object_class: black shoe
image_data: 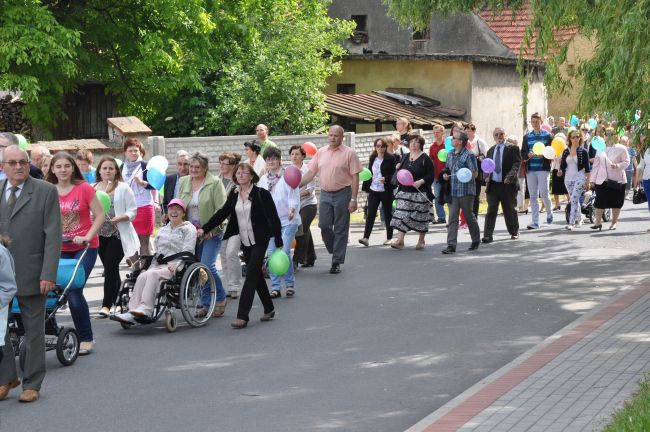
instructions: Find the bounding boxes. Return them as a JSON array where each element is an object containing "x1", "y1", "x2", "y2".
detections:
[
  {"x1": 329, "y1": 263, "x2": 341, "y2": 274},
  {"x1": 301, "y1": 263, "x2": 314, "y2": 268},
  {"x1": 441, "y1": 246, "x2": 456, "y2": 254},
  {"x1": 468, "y1": 242, "x2": 480, "y2": 251},
  {"x1": 481, "y1": 237, "x2": 493, "y2": 244}
]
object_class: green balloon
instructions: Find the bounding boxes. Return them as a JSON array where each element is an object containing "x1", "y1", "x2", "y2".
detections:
[
  {"x1": 268, "y1": 249, "x2": 290, "y2": 276},
  {"x1": 438, "y1": 149, "x2": 448, "y2": 162},
  {"x1": 96, "y1": 190, "x2": 111, "y2": 213},
  {"x1": 15, "y1": 134, "x2": 28, "y2": 150},
  {"x1": 392, "y1": 199, "x2": 397, "y2": 209},
  {"x1": 359, "y1": 168, "x2": 372, "y2": 182}
]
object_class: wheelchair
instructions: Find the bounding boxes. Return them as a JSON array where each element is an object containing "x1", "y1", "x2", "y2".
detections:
[
  {"x1": 113, "y1": 252, "x2": 217, "y2": 332},
  {"x1": 8, "y1": 240, "x2": 89, "y2": 369},
  {"x1": 565, "y1": 190, "x2": 610, "y2": 224}
]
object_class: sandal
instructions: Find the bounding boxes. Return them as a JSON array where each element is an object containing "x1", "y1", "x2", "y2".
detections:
[
  {"x1": 212, "y1": 299, "x2": 228, "y2": 318},
  {"x1": 98, "y1": 307, "x2": 110, "y2": 318},
  {"x1": 270, "y1": 290, "x2": 281, "y2": 299},
  {"x1": 231, "y1": 319, "x2": 248, "y2": 329},
  {"x1": 286, "y1": 288, "x2": 295, "y2": 297}
]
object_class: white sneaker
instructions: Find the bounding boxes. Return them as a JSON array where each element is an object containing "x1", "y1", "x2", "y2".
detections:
[{"x1": 112, "y1": 312, "x2": 136, "y2": 324}]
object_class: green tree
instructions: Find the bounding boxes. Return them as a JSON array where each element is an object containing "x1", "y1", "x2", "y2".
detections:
[
  {"x1": 150, "y1": 0, "x2": 353, "y2": 137},
  {"x1": 0, "y1": 0, "x2": 352, "y2": 137},
  {"x1": 384, "y1": 0, "x2": 649, "y2": 136}
]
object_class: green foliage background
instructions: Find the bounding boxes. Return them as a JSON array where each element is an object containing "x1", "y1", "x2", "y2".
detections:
[{"x1": 0, "y1": 0, "x2": 353, "y2": 137}]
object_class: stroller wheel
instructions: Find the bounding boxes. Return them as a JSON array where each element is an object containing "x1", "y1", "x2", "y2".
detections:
[
  {"x1": 56, "y1": 328, "x2": 79, "y2": 366},
  {"x1": 18, "y1": 338, "x2": 27, "y2": 372}
]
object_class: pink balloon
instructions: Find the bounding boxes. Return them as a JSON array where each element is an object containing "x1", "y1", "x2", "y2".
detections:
[
  {"x1": 396, "y1": 169, "x2": 414, "y2": 186},
  {"x1": 302, "y1": 142, "x2": 317, "y2": 156},
  {"x1": 283, "y1": 165, "x2": 302, "y2": 189},
  {"x1": 541, "y1": 123, "x2": 552, "y2": 133}
]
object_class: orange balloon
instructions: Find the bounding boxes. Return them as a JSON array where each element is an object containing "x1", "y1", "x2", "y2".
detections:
[
  {"x1": 291, "y1": 239, "x2": 296, "y2": 249},
  {"x1": 303, "y1": 142, "x2": 317, "y2": 156}
]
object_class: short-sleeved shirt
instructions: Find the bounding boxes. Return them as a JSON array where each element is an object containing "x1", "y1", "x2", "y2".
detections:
[
  {"x1": 260, "y1": 139, "x2": 278, "y2": 157},
  {"x1": 307, "y1": 144, "x2": 363, "y2": 192},
  {"x1": 60, "y1": 182, "x2": 99, "y2": 252}
]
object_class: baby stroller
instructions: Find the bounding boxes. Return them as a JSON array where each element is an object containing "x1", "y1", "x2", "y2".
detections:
[
  {"x1": 565, "y1": 190, "x2": 610, "y2": 224},
  {"x1": 112, "y1": 252, "x2": 216, "y2": 332},
  {"x1": 8, "y1": 239, "x2": 88, "y2": 369}
]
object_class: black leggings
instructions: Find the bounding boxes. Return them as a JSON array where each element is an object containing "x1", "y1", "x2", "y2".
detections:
[
  {"x1": 99, "y1": 235, "x2": 124, "y2": 308},
  {"x1": 239, "y1": 243, "x2": 274, "y2": 322},
  {"x1": 294, "y1": 204, "x2": 317, "y2": 266},
  {"x1": 363, "y1": 189, "x2": 393, "y2": 240}
]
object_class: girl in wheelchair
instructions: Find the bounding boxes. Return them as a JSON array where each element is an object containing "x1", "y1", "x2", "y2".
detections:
[{"x1": 112, "y1": 199, "x2": 196, "y2": 325}]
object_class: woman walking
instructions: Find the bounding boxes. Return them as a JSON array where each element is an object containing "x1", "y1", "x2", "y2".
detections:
[
  {"x1": 589, "y1": 127, "x2": 630, "y2": 230},
  {"x1": 633, "y1": 135, "x2": 650, "y2": 220},
  {"x1": 390, "y1": 136, "x2": 434, "y2": 250},
  {"x1": 258, "y1": 147, "x2": 301, "y2": 298},
  {"x1": 122, "y1": 138, "x2": 158, "y2": 257},
  {"x1": 558, "y1": 131, "x2": 591, "y2": 230},
  {"x1": 46, "y1": 153, "x2": 105, "y2": 355},
  {"x1": 244, "y1": 140, "x2": 266, "y2": 176},
  {"x1": 177, "y1": 152, "x2": 228, "y2": 317},
  {"x1": 93, "y1": 157, "x2": 140, "y2": 317},
  {"x1": 218, "y1": 152, "x2": 243, "y2": 299},
  {"x1": 360, "y1": 137, "x2": 396, "y2": 246},
  {"x1": 290, "y1": 145, "x2": 317, "y2": 268},
  {"x1": 199, "y1": 162, "x2": 283, "y2": 329}
]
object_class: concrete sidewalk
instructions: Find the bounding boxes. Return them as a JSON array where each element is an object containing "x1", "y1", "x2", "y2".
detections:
[{"x1": 407, "y1": 280, "x2": 650, "y2": 432}]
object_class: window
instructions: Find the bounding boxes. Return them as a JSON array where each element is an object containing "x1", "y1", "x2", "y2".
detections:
[
  {"x1": 351, "y1": 15, "x2": 367, "y2": 32},
  {"x1": 337, "y1": 84, "x2": 356, "y2": 95},
  {"x1": 412, "y1": 26, "x2": 430, "y2": 41}
]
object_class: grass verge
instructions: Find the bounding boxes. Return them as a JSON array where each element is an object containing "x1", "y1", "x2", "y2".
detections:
[{"x1": 602, "y1": 373, "x2": 650, "y2": 431}]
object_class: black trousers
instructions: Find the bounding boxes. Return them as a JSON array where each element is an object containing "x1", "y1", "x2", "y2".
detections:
[
  {"x1": 363, "y1": 189, "x2": 393, "y2": 240},
  {"x1": 473, "y1": 178, "x2": 482, "y2": 217},
  {"x1": 239, "y1": 243, "x2": 274, "y2": 322},
  {"x1": 99, "y1": 235, "x2": 124, "y2": 308},
  {"x1": 294, "y1": 204, "x2": 317, "y2": 266},
  {"x1": 483, "y1": 182, "x2": 520, "y2": 238}
]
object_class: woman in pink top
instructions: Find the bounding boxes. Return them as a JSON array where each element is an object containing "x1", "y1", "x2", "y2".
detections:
[
  {"x1": 46, "y1": 153, "x2": 105, "y2": 355},
  {"x1": 589, "y1": 127, "x2": 630, "y2": 231}
]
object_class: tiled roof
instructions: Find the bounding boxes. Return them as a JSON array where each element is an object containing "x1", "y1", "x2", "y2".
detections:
[{"x1": 478, "y1": 6, "x2": 577, "y2": 61}]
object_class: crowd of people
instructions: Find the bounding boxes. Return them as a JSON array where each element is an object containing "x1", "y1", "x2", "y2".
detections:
[{"x1": 0, "y1": 113, "x2": 648, "y2": 402}]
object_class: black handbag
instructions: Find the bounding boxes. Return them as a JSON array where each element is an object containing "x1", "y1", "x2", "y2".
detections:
[
  {"x1": 391, "y1": 153, "x2": 409, "y2": 187},
  {"x1": 604, "y1": 163, "x2": 626, "y2": 192},
  {"x1": 633, "y1": 187, "x2": 647, "y2": 204}
]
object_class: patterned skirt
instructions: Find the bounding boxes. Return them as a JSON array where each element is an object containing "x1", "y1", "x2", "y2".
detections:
[{"x1": 390, "y1": 191, "x2": 430, "y2": 233}]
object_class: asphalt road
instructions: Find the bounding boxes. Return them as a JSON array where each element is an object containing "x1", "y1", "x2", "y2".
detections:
[{"x1": 1, "y1": 200, "x2": 649, "y2": 432}]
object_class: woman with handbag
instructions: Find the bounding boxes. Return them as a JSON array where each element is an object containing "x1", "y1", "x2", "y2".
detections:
[
  {"x1": 390, "y1": 136, "x2": 434, "y2": 250},
  {"x1": 633, "y1": 134, "x2": 650, "y2": 214},
  {"x1": 589, "y1": 127, "x2": 630, "y2": 230},
  {"x1": 360, "y1": 137, "x2": 396, "y2": 247}
]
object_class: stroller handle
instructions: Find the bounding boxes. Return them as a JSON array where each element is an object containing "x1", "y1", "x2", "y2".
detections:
[{"x1": 62, "y1": 237, "x2": 90, "y2": 247}]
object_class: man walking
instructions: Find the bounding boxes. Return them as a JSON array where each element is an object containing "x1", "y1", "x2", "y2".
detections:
[
  {"x1": 300, "y1": 125, "x2": 362, "y2": 274},
  {"x1": 256, "y1": 124, "x2": 278, "y2": 156},
  {"x1": 482, "y1": 129, "x2": 521, "y2": 243},
  {"x1": 441, "y1": 130, "x2": 481, "y2": 254},
  {"x1": 521, "y1": 112, "x2": 554, "y2": 229},
  {"x1": 162, "y1": 150, "x2": 190, "y2": 223},
  {"x1": 428, "y1": 125, "x2": 447, "y2": 224},
  {"x1": 0, "y1": 144, "x2": 62, "y2": 403}
]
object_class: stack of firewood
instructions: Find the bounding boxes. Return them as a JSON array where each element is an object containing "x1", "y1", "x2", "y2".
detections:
[{"x1": 0, "y1": 95, "x2": 31, "y2": 138}]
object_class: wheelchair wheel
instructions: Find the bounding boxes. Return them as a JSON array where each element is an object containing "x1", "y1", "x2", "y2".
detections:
[
  {"x1": 179, "y1": 262, "x2": 216, "y2": 328},
  {"x1": 18, "y1": 338, "x2": 26, "y2": 372},
  {"x1": 603, "y1": 208, "x2": 611, "y2": 222},
  {"x1": 565, "y1": 204, "x2": 571, "y2": 223},
  {"x1": 56, "y1": 328, "x2": 79, "y2": 366},
  {"x1": 164, "y1": 311, "x2": 177, "y2": 333}
]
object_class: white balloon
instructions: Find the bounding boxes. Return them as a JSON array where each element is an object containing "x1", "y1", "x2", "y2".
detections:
[
  {"x1": 456, "y1": 167, "x2": 472, "y2": 183},
  {"x1": 147, "y1": 155, "x2": 169, "y2": 172},
  {"x1": 543, "y1": 146, "x2": 556, "y2": 160}
]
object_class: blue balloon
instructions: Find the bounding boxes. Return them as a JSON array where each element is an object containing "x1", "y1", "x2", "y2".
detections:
[
  {"x1": 588, "y1": 118, "x2": 597, "y2": 129},
  {"x1": 444, "y1": 136, "x2": 454, "y2": 151},
  {"x1": 456, "y1": 167, "x2": 472, "y2": 183},
  {"x1": 84, "y1": 169, "x2": 96, "y2": 183},
  {"x1": 570, "y1": 115, "x2": 579, "y2": 127},
  {"x1": 591, "y1": 136, "x2": 606, "y2": 152},
  {"x1": 146, "y1": 167, "x2": 166, "y2": 190}
]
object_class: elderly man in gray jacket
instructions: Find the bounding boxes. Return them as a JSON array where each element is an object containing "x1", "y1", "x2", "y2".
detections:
[{"x1": 0, "y1": 144, "x2": 61, "y2": 403}]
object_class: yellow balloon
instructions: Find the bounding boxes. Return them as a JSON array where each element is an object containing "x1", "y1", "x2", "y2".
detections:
[{"x1": 551, "y1": 137, "x2": 566, "y2": 156}]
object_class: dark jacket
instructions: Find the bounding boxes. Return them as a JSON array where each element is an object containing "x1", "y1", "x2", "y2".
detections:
[
  {"x1": 29, "y1": 164, "x2": 43, "y2": 179},
  {"x1": 361, "y1": 153, "x2": 397, "y2": 193},
  {"x1": 560, "y1": 147, "x2": 591, "y2": 173},
  {"x1": 485, "y1": 143, "x2": 521, "y2": 193},
  {"x1": 202, "y1": 185, "x2": 283, "y2": 248},
  {"x1": 162, "y1": 174, "x2": 179, "y2": 215}
]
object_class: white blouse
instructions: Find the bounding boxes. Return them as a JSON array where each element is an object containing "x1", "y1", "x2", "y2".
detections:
[
  {"x1": 637, "y1": 149, "x2": 650, "y2": 181},
  {"x1": 235, "y1": 197, "x2": 255, "y2": 246}
]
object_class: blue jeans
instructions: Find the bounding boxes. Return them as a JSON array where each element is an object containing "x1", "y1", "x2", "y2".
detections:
[
  {"x1": 198, "y1": 234, "x2": 226, "y2": 306},
  {"x1": 61, "y1": 247, "x2": 98, "y2": 342},
  {"x1": 643, "y1": 180, "x2": 650, "y2": 212},
  {"x1": 432, "y1": 180, "x2": 446, "y2": 221},
  {"x1": 267, "y1": 224, "x2": 299, "y2": 291}
]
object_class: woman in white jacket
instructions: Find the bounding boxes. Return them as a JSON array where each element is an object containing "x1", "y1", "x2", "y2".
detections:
[
  {"x1": 94, "y1": 157, "x2": 140, "y2": 317},
  {"x1": 258, "y1": 147, "x2": 301, "y2": 298}
]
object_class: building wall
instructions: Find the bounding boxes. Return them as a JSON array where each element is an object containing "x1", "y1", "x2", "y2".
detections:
[
  {"x1": 547, "y1": 35, "x2": 596, "y2": 119},
  {"x1": 470, "y1": 63, "x2": 547, "y2": 142},
  {"x1": 326, "y1": 59, "x2": 473, "y2": 112}
]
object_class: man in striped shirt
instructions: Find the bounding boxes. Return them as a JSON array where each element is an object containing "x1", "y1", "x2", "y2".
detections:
[{"x1": 521, "y1": 112, "x2": 554, "y2": 229}]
